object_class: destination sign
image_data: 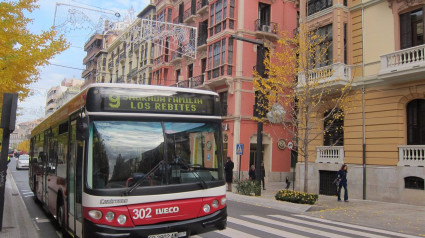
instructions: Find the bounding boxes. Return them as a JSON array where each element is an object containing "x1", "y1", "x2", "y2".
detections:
[{"x1": 93, "y1": 88, "x2": 216, "y2": 115}]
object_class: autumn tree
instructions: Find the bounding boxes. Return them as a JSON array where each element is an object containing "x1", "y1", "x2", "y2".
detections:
[
  {"x1": 0, "y1": 0, "x2": 69, "y2": 104},
  {"x1": 254, "y1": 24, "x2": 357, "y2": 192}
]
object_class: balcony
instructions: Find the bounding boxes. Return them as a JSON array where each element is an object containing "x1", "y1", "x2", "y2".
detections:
[
  {"x1": 183, "y1": 6, "x2": 197, "y2": 23},
  {"x1": 398, "y1": 145, "x2": 425, "y2": 167},
  {"x1": 316, "y1": 146, "x2": 344, "y2": 164},
  {"x1": 170, "y1": 49, "x2": 183, "y2": 63},
  {"x1": 254, "y1": 20, "x2": 278, "y2": 40},
  {"x1": 197, "y1": 34, "x2": 207, "y2": 48},
  {"x1": 196, "y1": 0, "x2": 208, "y2": 14},
  {"x1": 127, "y1": 67, "x2": 138, "y2": 79},
  {"x1": 117, "y1": 75, "x2": 125, "y2": 83},
  {"x1": 172, "y1": 75, "x2": 204, "y2": 88},
  {"x1": 297, "y1": 63, "x2": 352, "y2": 89},
  {"x1": 119, "y1": 52, "x2": 126, "y2": 62},
  {"x1": 378, "y1": 44, "x2": 425, "y2": 83}
]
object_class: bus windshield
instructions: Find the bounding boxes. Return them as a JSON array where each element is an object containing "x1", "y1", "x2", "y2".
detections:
[{"x1": 88, "y1": 120, "x2": 223, "y2": 190}]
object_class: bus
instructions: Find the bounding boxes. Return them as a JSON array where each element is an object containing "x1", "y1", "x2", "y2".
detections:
[{"x1": 29, "y1": 84, "x2": 227, "y2": 237}]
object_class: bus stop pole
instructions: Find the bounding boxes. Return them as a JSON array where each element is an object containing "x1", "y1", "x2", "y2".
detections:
[{"x1": 0, "y1": 93, "x2": 18, "y2": 231}]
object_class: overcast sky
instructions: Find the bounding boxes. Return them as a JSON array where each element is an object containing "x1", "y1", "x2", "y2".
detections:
[{"x1": 17, "y1": 0, "x2": 149, "y2": 123}]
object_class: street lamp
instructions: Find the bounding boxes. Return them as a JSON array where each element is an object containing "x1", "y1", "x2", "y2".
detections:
[{"x1": 230, "y1": 35, "x2": 266, "y2": 195}]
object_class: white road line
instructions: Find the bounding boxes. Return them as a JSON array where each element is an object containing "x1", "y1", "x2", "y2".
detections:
[
  {"x1": 228, "y1": 217, "x2": 309, "y2": 238},
  {"x1": 271, "y1": 215, "x2": 388, "y2": 238},
  {"x1": 22, "y1": 192, "x2": 34, "y2": 195},
  {"x1": 215, "y1": 227, "x2": 261, "y2": 238},
  {"x1": 24, "y1": 195, "x2": 34, "y2": 197},
  {"x1": 245, "y1": 215, "x2": 353, "y2": 238},
  {"x1": 294, "y1": 215, "x2": 421, "y2": 238}
]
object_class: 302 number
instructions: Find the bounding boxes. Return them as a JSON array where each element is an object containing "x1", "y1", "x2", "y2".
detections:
[{"x1": 132, "y1": 208, "x2": 152, "y2": 220}]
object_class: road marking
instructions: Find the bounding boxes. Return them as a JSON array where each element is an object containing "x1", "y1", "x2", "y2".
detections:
[
  {"x1": 24, "y1": 194, "x2": 34, "y2": 197},
  {"x1": 35, "y1": 218, "x2": 50, "y2": 223},
  {"x1": 271, "y1": 215, "x2": 388, "y2": 238},
  {"x1": 228, "y1": 217, "x2": 308, "y2": 238},
  {"x1": 215, "y1": 227, "x2": 260, "y2": 238},
  {"x1": 245, "y1": 215, "x2": 352, "y2": 238},
  {"x1": 294, "y1": 215, "x2": 421, "y2": 238},
  {"x1": 22, "y1": 192, "x2": 34, "y2": 195}
]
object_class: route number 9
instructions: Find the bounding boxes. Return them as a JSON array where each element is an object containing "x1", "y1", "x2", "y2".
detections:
[{"x1": 109, "y1": 95, "x2": 120, "y2": 108}]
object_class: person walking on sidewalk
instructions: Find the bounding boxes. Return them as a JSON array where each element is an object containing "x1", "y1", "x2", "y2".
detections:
[
  {"x1": 260, "y1": 162, "x2": 265, "y2": 190},
  {"x1": 337, "y1": 164, "x2": 348, "y2": 202},
  {"x1": 224, "y1": 157, "x2": 234, "y2": 191},
  {"x1": 249, "y1": 164, "x2": 256, "y2": 181}
]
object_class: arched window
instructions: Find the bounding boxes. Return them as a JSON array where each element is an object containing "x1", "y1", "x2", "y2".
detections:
[
  {"x1": 404, "y1": 176, "x2": 424, "y2": 190},
  {"x1": 323, "y1": 108, "x2": 344, "y2": 146},
  {"x1": 406, "y1": 99, "x2": 425, "y2": 145}
]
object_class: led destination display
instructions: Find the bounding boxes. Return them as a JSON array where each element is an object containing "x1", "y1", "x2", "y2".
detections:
[{"x1": 91, "y1": 88, "x2": 217, "y2": 115}]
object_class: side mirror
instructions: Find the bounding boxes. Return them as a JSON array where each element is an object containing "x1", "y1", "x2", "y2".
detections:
[{"x1": 76, "y1": 116, "x2": 89, "y2": 140}]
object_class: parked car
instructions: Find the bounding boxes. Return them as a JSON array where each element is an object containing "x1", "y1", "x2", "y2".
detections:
[{"x1": 16, "y1": 154, "x2": 29, "y2": 170}]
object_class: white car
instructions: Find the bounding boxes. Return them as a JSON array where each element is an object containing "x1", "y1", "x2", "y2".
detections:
[{"x1": 16, "y1": 154, "x2": 30, "y2": 170}]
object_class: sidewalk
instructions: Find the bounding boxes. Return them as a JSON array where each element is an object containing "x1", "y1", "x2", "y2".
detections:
[
  {"x1": 0, "y1": 169, "x2": 39, "y2": 238},
  {"x1": 227, "y1": 182, "x2": 425, "y2": 237}
]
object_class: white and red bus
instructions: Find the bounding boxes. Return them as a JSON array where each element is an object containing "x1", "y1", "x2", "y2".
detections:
[{"x1": 29, "y1": 84, "x2": 227, "y2": 237}]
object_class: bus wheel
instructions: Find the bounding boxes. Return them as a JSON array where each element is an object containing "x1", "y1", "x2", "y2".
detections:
[{"x1": 57, "y1": 201, "x2": 65, "y2": 229}]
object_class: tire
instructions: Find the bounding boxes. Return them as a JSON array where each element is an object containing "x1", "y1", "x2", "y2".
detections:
[{"x1": 57, "y1": 201, "x2": 65, "y2": 229}]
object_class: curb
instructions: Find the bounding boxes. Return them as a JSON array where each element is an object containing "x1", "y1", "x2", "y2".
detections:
[{"x1": 226, "y1": 192, "x2": 312, "y2": 213}]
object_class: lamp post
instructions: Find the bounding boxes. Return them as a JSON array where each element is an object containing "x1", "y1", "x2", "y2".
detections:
[{"x1": 230, "y1": 35, "x2": 266, "y2": 195}]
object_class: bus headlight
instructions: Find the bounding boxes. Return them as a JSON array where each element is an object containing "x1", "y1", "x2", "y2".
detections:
[
  {"x1": 212, "y1": 200, "x2": 219, "y2": 208},
  {"x1": 221, "y1": 197, "x2": 227, "y2": 205},
  {"x1": 88, "y1": 210, "x2": 102, "y2": 220},
  {"x1": 203, "y1": 204, "x2": 211, "y2": 213},
  {"x1": 117, "y1": 215, "x2": 127, "y2": 225},
  {"x1": 105, "y1": 212, "x2": 115, "y2": 222}
]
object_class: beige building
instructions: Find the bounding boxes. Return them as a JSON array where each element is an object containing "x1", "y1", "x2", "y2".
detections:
[
  {"x1": 45, "y1": 78, "x2": 83, "y2": 117},
  {"x1": 296, "y1": 0, "x2": 425, "y2": 205},
  {"x1": 96, "y1": 4, "x2": 156, "y2": 85}
]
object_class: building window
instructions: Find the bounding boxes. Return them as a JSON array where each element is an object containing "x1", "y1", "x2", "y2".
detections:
[
  {"x1": 219, "y1": 91, "x2": 228, "y2": 116},
  {"x1": 188, "y1": 64, "x2": 193, "y2": 79},
  {"x1": 407, "y1": 99, "x2": 425, "y2": 145},
  {"x1": 404, "y1": 176, "x2": 424, "y2": 190},
  {"x1": 323, "y1": 108, "x2": 344, "y2": 146},
  {"x1": 210, "y1": 0, "x2": 231, "y2": 36},
  {"x1": 176, "y1": 69, "x2": 181, "y2": 83},
  {"x1": 314, "y1": 24, "x2": 333, "y2": 67},
  {"x1": 307, "y1": 0, "x2": 332, "y2": 16},
  {"x1": 400, "y1": 8, "x2": 424, "y2": 49}
]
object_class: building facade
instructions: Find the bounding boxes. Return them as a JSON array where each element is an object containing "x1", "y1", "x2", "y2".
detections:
[
  {"x1": 96, "y1": 4, "x2": 156, "y2": 85},
  {"x1": 296, "y1": 0, "x2": 425, "y2": 205},
  {"x1": 82, "y1": 34, "x2": 103, "y2": 89},
  {"x1": 149, "y1": 0, "x2": 298, "y2": 182}
]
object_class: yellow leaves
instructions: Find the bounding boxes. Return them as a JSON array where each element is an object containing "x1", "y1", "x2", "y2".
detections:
[{"x1": 0, "y1": 0, "x2": 69, "y2": 102}]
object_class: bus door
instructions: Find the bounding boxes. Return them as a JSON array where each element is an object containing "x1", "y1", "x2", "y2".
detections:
[
  {"x1": 68, "y1": 120, "x2": 84, "y2": 237},
  {"x1": 43, "y1": 130, "x2": 51, "y2": 206}
]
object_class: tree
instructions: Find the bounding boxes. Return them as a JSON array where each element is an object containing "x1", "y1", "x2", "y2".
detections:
[
  {"x1": 254, "y1": 24, "x2": 357, "y2": 192},
  {"x1": 0, "y1": 0, "x2": 69, "y2": 104}
]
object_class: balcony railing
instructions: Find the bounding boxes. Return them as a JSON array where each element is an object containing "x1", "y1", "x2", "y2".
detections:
[
  {"x1": 119, "y1": 52, "x2": 126, "y2": 62},
  {"x1": 172, "y1": 75, "x2": 204, "y2": 88},
  {"x1": 196, "y1": 0, "x2": 209, "y2": 13},
  {"x1": 184, "y1": 6, "x2": 197, "y2": 22},
  {"x1": 379, "y1": 44, "x2": 425, "y2": 75},
  {"x1": 171, "y1": 50, "x2": 182, "y2": 61},
  {"x1": 254, "y1": 19, "x2": 278, "y2": 34},
  {"x1": 398, "y1": 145, "x2": 425, "y2": 167},
  {"x1": 297, "y1": 63, "x2": 351, "y2": 87},
  {"x1": 127, "y1": 67, "x2": 138, "y2": 78},
  {"x1": 316, "y1": 146, "x2": 344, "y2": 164},
  {"x1": 117, "y1": 75, "x2": 124, "y2": 83}
]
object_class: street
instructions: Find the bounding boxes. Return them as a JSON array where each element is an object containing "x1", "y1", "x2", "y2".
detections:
[{"x1": 7, "y1": 156, "x2": 423, "y2": 238}]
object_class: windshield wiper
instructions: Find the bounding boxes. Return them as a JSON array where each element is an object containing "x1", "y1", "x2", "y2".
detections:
[
  {"x1": 175, "y1": 157, "x2": 208, "y2": 189},
  {"x1": 122, "y1": 160, "x2": 165, "y2": 196}
]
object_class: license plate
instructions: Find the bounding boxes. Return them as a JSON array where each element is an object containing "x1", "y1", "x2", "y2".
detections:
[{"x1": 148, "y1": 231, "x2": 186, "y2": 238}]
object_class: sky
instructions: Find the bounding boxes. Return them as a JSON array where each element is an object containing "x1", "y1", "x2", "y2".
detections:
[{"x1": 17, "y1": 0, "x2": 150, "y2": 123}]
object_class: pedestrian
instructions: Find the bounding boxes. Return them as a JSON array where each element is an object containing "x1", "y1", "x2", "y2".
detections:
[
  {"x1": 260, "y1": 162, "x2": 265, "y2": 190},
  {"x1": 249, "y1": 164, "x2": 256, "y2": 181},
  {"x1": 224, "y1": 157, "x2": 234, "y2": 191},
  {"x1": 337, "y1": 164, "x2": 348, "y2": 202}
]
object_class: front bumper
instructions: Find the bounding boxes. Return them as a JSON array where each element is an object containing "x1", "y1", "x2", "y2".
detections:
[{"x1": 83, "y1": 208, "x2": 227, "y2": 238}]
